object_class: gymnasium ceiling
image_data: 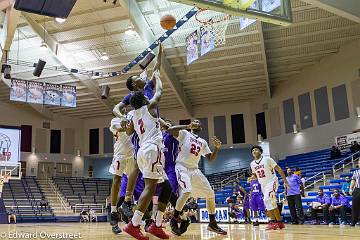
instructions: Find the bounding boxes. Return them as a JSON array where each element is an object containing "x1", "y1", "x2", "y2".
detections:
[{"x1": 0, "y1": 0, "x2": 360, "y2": 119}]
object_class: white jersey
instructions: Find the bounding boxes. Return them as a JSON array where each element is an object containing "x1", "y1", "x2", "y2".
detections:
[
  {"x1": 110, "y1": 118, "x2": 133, "y2": 156},
  {"x1": 130, "y1": 106, "x2": 162, "y2": 147},
  {"x1": 250, "y1": 156, "x2": 278, "y2": 186},
  {"x1": 176, "y1": 130, "x2": 211, "y2": 169}
]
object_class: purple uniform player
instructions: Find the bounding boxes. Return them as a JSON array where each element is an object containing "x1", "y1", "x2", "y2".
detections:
[
  {"x1": 249, "y1": 178, "x2": 265, "y2": 226},
  {"x1": 238, "y1": 186, "x2": 251, "y2": 223},
  {"x1": 162, "y1": 131, "x2": 179, "y2": 194},
  {"x1": 120, "y1": 173, "x2": 144, "y2": 202}
]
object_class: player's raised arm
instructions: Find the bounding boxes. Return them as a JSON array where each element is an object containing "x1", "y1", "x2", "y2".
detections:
[
  {"x1": 113, "y1": 102, "x2": 127, "y2": 117},
  {"x1": 125, "y1": 120, "x2": 134, "y2": 136},
  {"x1": 151, "y1": 44, "x2": 163, "y2": 87},
  {"x1": 205, "y1": 136, "x2": 221, "y2": 162},
  {"x1": 274, "y1": 165, "x2": 289, "y2": 189},
  {"x1": 167, "y1": 122, "x2": 199, "y2": 137},
  {"x1": 148, "y1": 70, "x2": 163, "y2": 110}
]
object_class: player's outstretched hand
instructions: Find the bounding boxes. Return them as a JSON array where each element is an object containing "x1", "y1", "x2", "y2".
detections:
[
  {"x1": 212, "y1": 136, "x2": 222, "y2": 149},
  {"x1": 153, "y1": 69, "x2": 161, "y2": 79}
]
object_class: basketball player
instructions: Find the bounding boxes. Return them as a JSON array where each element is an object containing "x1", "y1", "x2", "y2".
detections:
[
  {"x1": 248, "y1": 175, "x2": 265, "y2": 226},
  {"x1": 123, "y1": 70, "x2": 172, "y2": 240},
  {"x1": 108, "y1": 116, "x2": 134, "y2": 234},
  {"x1": 238, "y1": 185, "x2": 251, "y2": 224},
  {"x1": 113, "y1": 45, "x2": 163, "y2": 220},
  {"x1": 250, "y1": 146, "x2": 289, "y2": 230},
  {"x1": 167, "y1": 120, "x2": 227, "y2": 236}
]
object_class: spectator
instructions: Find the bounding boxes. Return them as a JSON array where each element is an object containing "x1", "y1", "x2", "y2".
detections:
[
  {"x1": 286, "y1": 168, "x2": 305, "y2": 224},
  {"x1": 311, "y1": 189, "x2": 331, "y2": 224},
  {"x1": 349, "y1": 160, "x2": 360, "y2": 227},
  {"x1": 7, "y1": 207, "x2": 16, "y2": 224},
  {"x1": 39, "y1": 196, "x2": 48, "y2": 211},
  {"x1": 350, "y1": 141, "x2": 360, "y2": 154},
  {"x1": 330, "y1": 146, "x2": 341, "y2": 159},
  {"x1": 89, "y1": 208, "x2": 97, "y2": 222},
  {"x1": 329, "y1": 189, "x2": 352, "y2": 225},
  {"x1": 80, "y1": 208, "x2": 89, "y2": 222},
  {"x1": 342, "y1": 176, "x2": 351, "y2": 196}
]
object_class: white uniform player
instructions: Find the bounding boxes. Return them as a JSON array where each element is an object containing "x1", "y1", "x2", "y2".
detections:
[
  {"x1": 250, "y1": 156, "x2": 278, "y2": 211},
  {"x1": 130, "y1": 106, "x2": 166, "y2": 182},
  {"x1": 108, "y1": 117, "x2": 134, "y2": 176},
  {"x1": 175, "y1": 130, "x2": 214, "y2": 199}
]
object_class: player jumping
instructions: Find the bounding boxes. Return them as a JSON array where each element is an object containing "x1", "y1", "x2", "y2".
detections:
[
  {"x1": 167, "y1": 120, "x2": 227, "y2": 236},
  {"x1": 250, "y1": 146, "x2": 289, "y2": 230},
  {"x1": 123, "y1": 70, "x2": 172, "y2": 240}
]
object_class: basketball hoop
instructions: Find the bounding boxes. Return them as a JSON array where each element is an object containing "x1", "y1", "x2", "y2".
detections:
[{"x1": 195, "y1": 9, "x2": 230, "y2": 47}]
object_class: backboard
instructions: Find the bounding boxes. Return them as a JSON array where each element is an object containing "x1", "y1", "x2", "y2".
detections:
[
  {"x1": 169, "y1": 0, "x2": 292, "y2": 26},
  {"x1": 0, "y1": 162, "x2": 22, "y2": 180}
]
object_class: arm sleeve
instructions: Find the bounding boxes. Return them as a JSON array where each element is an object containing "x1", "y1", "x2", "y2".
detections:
[{"x1": 202, "y1": 141, "x2": 212, "y2": 157}]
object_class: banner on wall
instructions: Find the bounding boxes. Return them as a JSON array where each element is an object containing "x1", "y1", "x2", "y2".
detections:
[
  {"x1": 199, "y1": 206, "x2": 268, "y2": 223},
  {"x1": 10, "y1": 79, "x2": 27, "y2": 102},
  {"x1": 0, "y1": 127, "x2": 21, "y2": 164},
  {"x1": 44, "y1": 83, "x2": 61, "y2": 106},
  {"x1": 27, "y1": 81, "x2": 44, "y2": 104},
  {"x1": 335, "y1": 132, "x2": 360, "y2": 150},
  {"x1": 200, "y1": 26, "x2": 214, "y2": 56},
  {"x1": 186, "y1": 30, "x2": 198, "y2": 65},
  {"x1": 61, "y1": 85, "x2": 76, "y2": 108}
]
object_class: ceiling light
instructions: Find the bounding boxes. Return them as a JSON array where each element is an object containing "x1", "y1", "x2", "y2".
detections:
[
  {"x1": 356, "y1": 107, "x2": 360, "y2": 118},
  {"x1": 257, "y1": 134, "x2": 263, "y2": 143},
  {"x1": 55, "y1": 17, "x2": 66, "y2": 23},
  {"x1": 293, "y1": 124, "x2": 299, "y2": 134},
  {"x1": 100, "y1": 54, "x2": 109, "y2": 61},
  {"x1": 40, "y1": 42, "x2": 47, "y2": 50},
  {"x1": 125, "y1": 25, "x2": 136, "y2": 35}
]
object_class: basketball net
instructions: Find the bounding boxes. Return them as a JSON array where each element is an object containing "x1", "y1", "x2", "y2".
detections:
[{"x1": 195, "y1": 9, "x2": 230, "y2": 47}]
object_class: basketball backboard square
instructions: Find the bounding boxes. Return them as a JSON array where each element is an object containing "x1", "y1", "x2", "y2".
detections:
[{"x1": 169, "y1": 0, "x2": 292, "y2": 26}]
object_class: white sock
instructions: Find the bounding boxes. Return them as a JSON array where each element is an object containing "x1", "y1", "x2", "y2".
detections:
[
  {"x1": 155, "y1": 211, "x2": 164, "y2": 227},
  {"x1": 131, "y1": 210, "x2": 144, "y2": 227},
  {"x1": 111, "y1": 206, "x2": 117, "y2": 213},
  {"x1": 254, "y1": 218, "x2": 258, "y2": 222},
  {"x1": 152, "y1": 203, "x2": 158, "y2": 219}
]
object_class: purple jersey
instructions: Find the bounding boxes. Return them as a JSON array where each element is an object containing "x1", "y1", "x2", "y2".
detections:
[
  {"x1": 250, "y1": 180, "x2": 262, "y2": 196},
  {"x1": 331, "y1": 195, "x2": 351, "y2": 208},
  {"x1": 238, "y1": 188, "x2": 250, "y2": 210},
  {"x1": 122, "y1": 80, "x2": 155, "y2": 159},
  {"x1": 162, "y1": 132, "x2": 178, "y2": 173}
]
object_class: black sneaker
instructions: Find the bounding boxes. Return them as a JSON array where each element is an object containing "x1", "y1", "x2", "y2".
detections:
[
  {"x1": 170, "y1": 217, "x2": 182, "y2": 236},
  {"x1": 253, "y1": 221, "x2": 260, "y2": 226},
  {"x1": 207, "y1": 222, "x2": 227, "y2": 235},
  {"x1": 110, "y1": 211, "x2": 120, "y2": 226},
  {"x1": 112, "y1": 225, "x2": 122, "y2": 234},
  {"x1": 179, "y1": 218, "x2": 191, "y2": 235},
  {"x1": 120, "y1": 202, "x2": 133, "y2": 223},
  {"x1": 144, "y1": 219, "x2": 154, "y2": 232}
]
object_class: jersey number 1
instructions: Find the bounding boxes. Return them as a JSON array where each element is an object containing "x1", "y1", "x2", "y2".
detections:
[
  {"x1": 138, "y1": 119, "x2": 145, "y2": 134},
  {"x1": 190, "y1": 144, "x2": 201, "y2": 156}
]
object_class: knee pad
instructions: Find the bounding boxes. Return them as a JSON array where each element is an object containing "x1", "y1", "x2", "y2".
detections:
[{"x1": 158, "y1": 180, "x2": 172, "y2": 204}]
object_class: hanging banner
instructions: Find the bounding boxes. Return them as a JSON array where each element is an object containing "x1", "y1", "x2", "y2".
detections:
[
  {"x1": 44, "y1": 83, "x2": 61, "y2": 106},
  {"x1": 335, "y1": 132, "x2": 360, "y2": 150},
  {"x1": 27, "y1": 81, "x2": 44, "y2": 104},
  {"x1": 239, "y1": 17, "x2": 256, "y2": 30},
  {"x1": 262, "y1": 0, "x2": 281, "y2": 12},
  {"x1": 200, "y1": 26, "x2": 215, "y2": 56},
  {"x1": 10, "y1": 79, "x2": 27, "y2": 103},
  {"x1": 61, "y1": 85, "x2": 76, "y2": 108},
  {"x1": 186, "y1": 30, "x2": 199, "y2": 65}
]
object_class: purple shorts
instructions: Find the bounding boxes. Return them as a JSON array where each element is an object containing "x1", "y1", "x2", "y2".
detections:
[
  {"x1": 249, "y1": 194, "x2": 265, "y2": 212},
  {"x1": 154, "y1": 170, "x2": 179, "y2": 196},
  {"x1": 243, "y1": 198, "x2": 250, "y2": 210},
  {"x1": 119, "y1": 173, "x2": 144, "y2": 202}
]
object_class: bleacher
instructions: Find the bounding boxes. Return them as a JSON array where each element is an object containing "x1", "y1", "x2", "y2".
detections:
[
  {"x1": 53, "y1": 177, "x2": 111, "y2": 213},
  {"x1": 2, "y1": 177, "x2": 55, "y2": 222}
]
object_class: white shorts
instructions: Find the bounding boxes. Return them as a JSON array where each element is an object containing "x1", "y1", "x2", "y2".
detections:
[
  {"x1": 137, "y1": 143, "x2": 166, "y2": 182},
  {"x1": 262, "y1": 180, "x2": 279, "y2": 211},
  {"x1": 109, "y1": 154, "x2": 133, "y2": 177},
  {"x1": 175, "y1": 164, "x2": 215, "y2": 199}
]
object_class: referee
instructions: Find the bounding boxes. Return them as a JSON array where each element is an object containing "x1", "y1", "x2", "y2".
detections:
[{"x1": 349, "y1": 160, "x2": 360, "y2": 226}]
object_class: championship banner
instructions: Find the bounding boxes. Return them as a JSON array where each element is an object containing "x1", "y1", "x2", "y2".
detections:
[
  {"x1": 27, "y1": 81, "x2": 44, "y2": 104},
  {"x1": 0, "y1": 126, "x2": 21, "y2": 164},
  {"x1": 61, "y1": 85, "x2": 76, "y2": 108},
  {"x1": 200, "y1": 26, "x2": 214, "y2": 56},
  {"x1": 44, "y1": 83, "x2": 61, "y2": 106},
  {"x1": 10, "y1": 79, "x2": 27, "y2": 103},
  {"x1": 199, "y1": 207, "x2": 229, "y2": 223},
  {"x1": 335, "y1": 132, "x2": 360, "y2": 150},
  {"x1": 262, "y1": 0, "x2": 281, "y2": 12},
  {"x1": 186, "y1": 30, "x2": 199, "y2": 65}
]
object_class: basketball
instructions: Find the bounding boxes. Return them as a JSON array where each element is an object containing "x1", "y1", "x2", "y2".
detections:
[{"x1": 160, "y1": 15, "x2": 176, "y2": 30}]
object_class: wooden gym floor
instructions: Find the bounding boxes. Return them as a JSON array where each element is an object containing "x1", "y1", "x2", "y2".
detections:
[{"x1": 0, "y1": 222, "x2": 359, "y2": 239}]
